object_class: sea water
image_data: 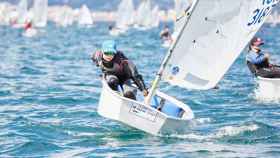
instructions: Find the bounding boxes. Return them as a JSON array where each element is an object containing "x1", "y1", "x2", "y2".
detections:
[{"x1": 0, "y1": 23, "x2": 279, "y2": 157}]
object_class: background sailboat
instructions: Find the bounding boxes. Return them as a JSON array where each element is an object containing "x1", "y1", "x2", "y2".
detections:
[{"x1": 78, "y1": 4, "x2": 93, "y2": 26}]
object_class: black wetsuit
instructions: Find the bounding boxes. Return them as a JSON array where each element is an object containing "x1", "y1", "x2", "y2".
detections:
[{"x1": 93, "y1": 51, "x2": 147, "y2": 92}]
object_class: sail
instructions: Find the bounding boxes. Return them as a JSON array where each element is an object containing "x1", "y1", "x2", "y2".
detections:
[
  {"x1": 116, "y1": 0, "x2": 134, "y2": 29},
  {"x1": 151, "y1": 5, "x2": 160, "y2": 27},
  {"x1": 162, "y1": 0, "x2": 279, "y2": 90},
  {"x1": 135, "y1": 0, "x2": 152, "y2": 28},
  {"x1": 78, "y1": 4, "x2": 93, "y2": 26},
  {"x1": 33, "y1": 0, "x2": 48, "y2": 27},
  {"x1": 17, "y1": 0, "x2": 28, "y2": 24},
  {"x1": 173, "y1": 0, "x2": 191, "y2": 34}
]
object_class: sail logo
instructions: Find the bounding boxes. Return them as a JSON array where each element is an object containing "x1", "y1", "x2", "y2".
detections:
[
  {"x1": 171, "y1": 66, "x2": 180, "y2": 75},
  {"x1": 247, "y1": 0, "x2": 277, "y2": 26}
]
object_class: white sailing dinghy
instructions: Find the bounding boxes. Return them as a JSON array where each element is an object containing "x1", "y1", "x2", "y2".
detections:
[{"x1": 98, "y1": 0, "x2": 278, "y2": 135}]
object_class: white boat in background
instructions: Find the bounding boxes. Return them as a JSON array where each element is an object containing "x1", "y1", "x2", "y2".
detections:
[
  {"x1": 162, "y1": 39, "x2": 172, "y2": 48},
  {"x1": 22, "y1": 27, "x2": 38, "y2": 37},
  {"x1": 109, "y1": 28, "x2": 126, "y2": 36},
  {"x1": 78, "y1": 4, "x2": 93, "y2": 26},
  {"x1": 33, "y1": 0, "x2": 48, "y2": 27},
  {"x1": 98, "y1": 0, "x2": 278, "y2": 135}
]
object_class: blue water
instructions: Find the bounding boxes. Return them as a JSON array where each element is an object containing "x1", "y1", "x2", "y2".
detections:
[{"x1": 0, "y1": 22, "x2": 279, "y2": 157}]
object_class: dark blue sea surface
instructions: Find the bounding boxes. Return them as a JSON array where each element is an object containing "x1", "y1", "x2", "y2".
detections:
[{"x1": 0, "y1": 22, "x2": 279, "y2": 157}]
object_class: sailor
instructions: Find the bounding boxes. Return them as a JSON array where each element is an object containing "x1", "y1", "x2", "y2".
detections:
[
  {"x1": 246, "y1": 37, "x2": 280, "y2": 78},
  {"x1": 92, "y1": 40, "x2": 149, "y2": 99},
  {"x1": 160, "y1": 25, "x2": 173, "y2": 42}
]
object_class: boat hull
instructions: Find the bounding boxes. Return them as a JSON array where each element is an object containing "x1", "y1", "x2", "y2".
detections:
[
  {"x1": 98, "y1": 80, "x2": 194, "y2": 135},
  {"x1": 256, "y1": 76, "x2": 280, "y2": 100}
]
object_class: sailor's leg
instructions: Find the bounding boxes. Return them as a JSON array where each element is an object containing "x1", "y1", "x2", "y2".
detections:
[
  {"x1": 105, "y1": 75, "x2": 119, "y2": 91},
  {"x1": 257, "y1": 67, "x2": 280, "y2": 78},
  {"x1": 122, "y1": 80, "x2": 137, "y2": 100}
]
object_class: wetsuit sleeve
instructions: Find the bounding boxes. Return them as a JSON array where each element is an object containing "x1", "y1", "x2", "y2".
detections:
[{"x1": 125, "y1": 61, "x2": 147, "y2": 91}]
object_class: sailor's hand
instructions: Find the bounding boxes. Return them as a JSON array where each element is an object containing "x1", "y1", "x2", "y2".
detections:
[{"x1": 143, "y1": 89, "x2": 149, "y2": 97}]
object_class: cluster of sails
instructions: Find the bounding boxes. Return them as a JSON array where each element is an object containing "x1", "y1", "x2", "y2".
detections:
[
  {"x1": 0, "y1": 0, "x2": 193, "y2": 38},
  {"x1": 0, "y1": 0, "x2": 94, "y2": 37},
  {"x1": 109, "y1": 0, "x2": 191, "y2": 36}
]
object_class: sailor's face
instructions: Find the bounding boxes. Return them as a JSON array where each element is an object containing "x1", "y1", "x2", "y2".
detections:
[
  {"x1": 251, "y1": 45, "x2": 261, "y2": 52},
  {"x1": 103, "y1": 54, "x2": 114, "y2": 61}
]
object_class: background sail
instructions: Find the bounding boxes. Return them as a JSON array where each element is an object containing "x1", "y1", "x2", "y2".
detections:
[
  {"x1": 33, "y1": 0, "x2": 48, "y2": 27},
  {"x1": 17, "y1": 0, "x2": 28, "y2": 24},
  {"x1": 162, "y1": 0, "x2": 279, "y2": 90},
  {"x1": 78, "y1": 4, "x2": 93, "y2": 26},
  {"x1": 116, "y1": 0, "x2": 134, "y2": 29}
]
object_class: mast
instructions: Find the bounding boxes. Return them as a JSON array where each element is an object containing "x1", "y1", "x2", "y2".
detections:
[{"x1": 145, "y1": 0, "x2": 199, "y2": 104}]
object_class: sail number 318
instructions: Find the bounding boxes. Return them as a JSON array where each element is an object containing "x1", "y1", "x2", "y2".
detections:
[{"x1": 247, "y1": 0, "x2": 276, "y2": 26}]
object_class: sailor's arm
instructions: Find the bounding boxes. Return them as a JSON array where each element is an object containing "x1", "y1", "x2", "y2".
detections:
[
  {"x1": 247, "y1": 52, "x2": 268, "y2": 64},
  {"x1": 255, "y1": 53, "x2": 269, "y2": 64},
  {"x1": 126, "y1": 61, "x2": 148, "y2": 96},
  {"x1": 91, "y1": 50, "x2": 103, "y2": 67}
]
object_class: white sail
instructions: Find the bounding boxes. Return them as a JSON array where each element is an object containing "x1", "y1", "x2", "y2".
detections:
[
  {"x1": 33, "y1": 0, "x2": 48, "y2": 27},
  {"x1": 162, "y1": 0, "x2": 279, "y2": 90},
  {"x1": 78, "y1": 4, "x2": 93, "y2": 26},
  {"x1": 151, "y1": 5, "x2": 160, "y2": 27},
  {"x1": 17, "y1": 0, "x2": 28, "y2": 24},
  {"x1": 116, "y1": 0, "x2": 134, "y2": 29},
  {"x1": 135, "y1": 0, "x2": 153, "y2": 28}
]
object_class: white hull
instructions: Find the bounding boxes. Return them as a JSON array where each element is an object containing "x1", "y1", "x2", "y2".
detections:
[
  {"x1": 162, "y1": 39, "x2": 172, "y2": 48},
  {"x1": 109, "y1": 28, "x2": 127, "y2": 36},
  {"x1": 22, "y1": 28, "x2": 37, "y2": 37},
  {"x1": 98, "y1": 80, "x2": 194, "y2": 135},
  {"x1": 256, "y1": 76, "x2": 280, "y2": 100}
]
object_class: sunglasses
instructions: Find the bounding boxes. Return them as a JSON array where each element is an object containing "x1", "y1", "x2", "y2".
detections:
[{"x1": 103, "y1": 51, "x2": 115, "y2": 56}]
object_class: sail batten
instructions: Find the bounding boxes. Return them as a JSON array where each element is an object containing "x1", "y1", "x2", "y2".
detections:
[{"x1": 162, "y1": 0, "x2": 279, "y2": 90}]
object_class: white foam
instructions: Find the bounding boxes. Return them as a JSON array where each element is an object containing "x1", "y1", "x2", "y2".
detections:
[
  {"x1": 195, "y1": 117, "x2": 212, "y2": 124},
  {"x1": 212, "y1": 124, "x2": 259, "y2": 138},
  {"x1": 49, "y1": 148, "x2": 92, "y2": 158},
  {"x1": 161, "y1": 124, "x2": 259, "y2": 140}
]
